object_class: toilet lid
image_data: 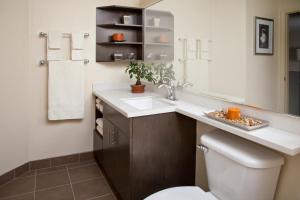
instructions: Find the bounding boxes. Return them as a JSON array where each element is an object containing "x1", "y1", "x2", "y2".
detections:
[{"x1": 144, "y1": 187, "x2": 217, "y2": 200}]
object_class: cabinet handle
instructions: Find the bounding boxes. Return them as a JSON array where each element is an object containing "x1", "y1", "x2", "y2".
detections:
[{"x1": 110, "y1": 128, "x2": 118, "y2": 145}]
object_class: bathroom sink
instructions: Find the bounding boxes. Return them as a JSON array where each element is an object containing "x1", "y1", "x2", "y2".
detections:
[{"x1": 121, "y1": 96, "x2": 175, "y2": 110}]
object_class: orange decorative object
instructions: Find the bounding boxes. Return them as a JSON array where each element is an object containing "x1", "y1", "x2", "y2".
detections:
[
  {"x1": 112, "y1": 33, "x2": 125, "y2": 42},
  {"x1": 227, "y1": 107, "x2": 241, "y2": 120}
]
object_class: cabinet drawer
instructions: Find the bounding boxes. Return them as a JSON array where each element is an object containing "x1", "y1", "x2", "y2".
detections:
[{"x1": 103, "y1": 102, "x2": 131, "y2": 136}]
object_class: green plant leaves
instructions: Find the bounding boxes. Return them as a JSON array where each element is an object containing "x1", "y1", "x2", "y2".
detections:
[{"x1": 125, "y1": 61, "x2": 157, "y2": 85}]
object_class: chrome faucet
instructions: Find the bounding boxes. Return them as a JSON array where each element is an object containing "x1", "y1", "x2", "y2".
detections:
[
  {"x1": 177, "y1": 81, "x2": 193, "y2": 90},
  {"x1": 158, "y1": 78, "x2": 177, "y2": 101},
  {"x1": 158, "y1": 82, "x2": 177, "y2": 101}
]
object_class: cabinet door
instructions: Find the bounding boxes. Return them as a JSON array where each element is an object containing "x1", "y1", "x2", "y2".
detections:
[
  {"x1": 93, "y1": 130, "x2": 103, "y2": 164},
  {"x1": 102, "y1": 119, "x2": 130, "y2": 200}
]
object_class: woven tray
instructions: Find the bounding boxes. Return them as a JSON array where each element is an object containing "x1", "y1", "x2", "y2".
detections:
[{"x1": 205, "y1": 111, "x2": 269, "y2": 131}]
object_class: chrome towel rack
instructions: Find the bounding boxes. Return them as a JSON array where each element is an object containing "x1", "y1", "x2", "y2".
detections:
[
  {"x1": 39, "y1": 32, "x2": 90, "y2": 38},
  {"x1": 39, "y1": 31, "x2": 90, "y2": 66},
  {"x1": 39, "y1": 59, "x2": 90, "y2": 66}
]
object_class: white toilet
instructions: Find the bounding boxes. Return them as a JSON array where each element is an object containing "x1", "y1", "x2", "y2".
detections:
[{"x1": 145, "y1": 130, "x2": 284, "y2": 200}]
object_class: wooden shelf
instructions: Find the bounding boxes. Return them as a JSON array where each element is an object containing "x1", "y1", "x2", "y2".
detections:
[
  {"x1": 97, "y1": 42, "x2": 143, "y2": 45},
  {"x1": 97, "y1": 5, "x2": 142, "y2": 12},
  {"x1": 97, "y1": 23, "x2": 142, "y2": 29},
  {"x1": 145, "y1": 26, "x2": 173, "y2": 31},
  {"x1": 145, "y1": 43, "x2": 173, "y2": 47}
]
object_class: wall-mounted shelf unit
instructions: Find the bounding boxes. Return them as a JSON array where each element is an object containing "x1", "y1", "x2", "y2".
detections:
[
  {"x1": 143, "y1": 9, "x2": 174, "y2": 62},
  {"x1": 96, "y1": 6, "x2": 174, "y2": 62},
  {"x1": 96, "y1": 6, "x2": 143, "y2": 62}
]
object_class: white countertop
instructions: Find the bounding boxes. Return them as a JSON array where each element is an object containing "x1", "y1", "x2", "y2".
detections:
[{"x1": 93, "y1": 88, "x2": 300, "y2": 156}]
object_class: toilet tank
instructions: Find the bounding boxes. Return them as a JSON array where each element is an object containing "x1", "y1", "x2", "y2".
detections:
[{"x1": 200, "y1": 130, "x2": 284, "y2": 200}]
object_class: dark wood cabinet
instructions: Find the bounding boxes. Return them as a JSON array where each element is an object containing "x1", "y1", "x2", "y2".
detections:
[
  {"x1": 99, "y1": 103, "x2": 196, "y2": 200},
  {"x1": 93, "y1": 130, "x2": 103, "y2": 165}
]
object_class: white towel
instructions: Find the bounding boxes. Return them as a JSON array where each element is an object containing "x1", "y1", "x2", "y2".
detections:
[
  {"x1": 96, "y1": 104, "x2": 103, "y2": 112},
  {"x1": 97, "y1": 125, "x2": 103, "y2": 136},
  {"x1": 200, "y1": 39, "x2": 211, "y2": 52},
  {"x1": 48, "y1": 61, "x2": 85, "y2": 120},
  {"x1": 187, "y1": 39, "x2": 197, "y2": 51},
  {"x1": 72, "y1": 32, "x2": 84, "y2": 50},
  {"x1": 47, "y1": 48, "x2": 63, "y2": 61},
  {"x1": 47, "y1": 32, "x2": 62, "y2": 61},
  {"x1": 48, "y1": 31, "x2": 62, "y2": 49},
  {"x1": 96, "y1": 118, "x2": 103, "y2": 128},
  {"x1": 96, "y1": 98, "x2": 101, "y2": 104},
  {"x1": 71, "y1": 49, "x2": 84, "y2": 61}
]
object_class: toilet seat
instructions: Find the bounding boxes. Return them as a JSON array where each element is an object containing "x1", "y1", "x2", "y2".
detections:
[{"x1": 144, "y1": 187, "x2": 218, "y2": 200}]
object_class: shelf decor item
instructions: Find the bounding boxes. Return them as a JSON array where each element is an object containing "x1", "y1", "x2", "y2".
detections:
[
  {"x1": 153, "y1": 17, "x2": 161, "y2": 27},
  {"x1": 125, "y1": 61, "x2": 156, "y2": 93},
  {"x1": 112, "y1": 33, "x2": 125, "y2": 42},
  {"x1": 123, "y1": 15, "x2": 133, "y2": 25},
  {"x1": 255, "y1": 17, "x2": 274, "y2": 55}
]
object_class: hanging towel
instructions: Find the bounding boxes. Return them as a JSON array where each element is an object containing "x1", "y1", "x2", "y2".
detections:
[
  {"x1": 47, "y1": 32, "x2": 63, "y2": 61},
  {"x1": 71, "y1": 49, "x2": 84, "y2": 61},
  {"x1": 72, "y1": 32, "x2": 84, "y2": 50},
  {"x1": 47, "y1": 48, "x2": 63, "y2": 61},
  {"x1": 48, "y1": 31, "x2": 62, "y2": 49},
  {"x1": 48, "y1": 61, "x2": 85, "y2": 120},
  {"x1": 187, "y1": 39, "x2": 197, "y2": 51}
]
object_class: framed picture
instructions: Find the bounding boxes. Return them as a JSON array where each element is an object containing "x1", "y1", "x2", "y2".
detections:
[{"x1": 255, "y1": 17, "x2": 274, "y2": 55}]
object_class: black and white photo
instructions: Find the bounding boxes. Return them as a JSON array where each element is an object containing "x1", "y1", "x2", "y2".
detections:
[{"x1": 255, "y1": 17, "x2": 274, "y2": 55}]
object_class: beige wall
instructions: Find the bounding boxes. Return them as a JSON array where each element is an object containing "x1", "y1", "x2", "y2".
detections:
[
  {"x1": 0, "y1": 0, "x2": 141, "y2": 175},
  {"x1": 0, "y1": 0, "x2": 30, "y2": 175},
  {"x1": 245, "y1": 0, "x2": 279, "y2": 111},
  {"x1": 149, "y1": 0, "x2": 247, "y2": 100}
]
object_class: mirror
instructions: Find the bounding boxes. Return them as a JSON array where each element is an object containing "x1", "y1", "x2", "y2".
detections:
[{"x1": 145, "y1": 0, "x2": 300, "y2": 117}]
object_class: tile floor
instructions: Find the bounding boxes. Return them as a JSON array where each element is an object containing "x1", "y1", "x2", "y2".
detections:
[{"x1": 0, "y1": 161, "x2": 116, "y2": 200}]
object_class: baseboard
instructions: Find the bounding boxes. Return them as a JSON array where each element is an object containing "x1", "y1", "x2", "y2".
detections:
[{"x1": 0, "y1": 151, "x2": 94, "y2": 186}]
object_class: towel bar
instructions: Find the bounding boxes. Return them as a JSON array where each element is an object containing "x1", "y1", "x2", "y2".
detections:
[
  {"x1": 39, "y1": 32, "x2": 89, "y2": 38},
  {"x1": 39, "y1": 59, "x2": 90, "y2": 66}
]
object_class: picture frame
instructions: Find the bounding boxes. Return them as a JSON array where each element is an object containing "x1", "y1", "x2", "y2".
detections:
[{"x1": 255, "y1": 17, "x2": 274, "y2": 55}]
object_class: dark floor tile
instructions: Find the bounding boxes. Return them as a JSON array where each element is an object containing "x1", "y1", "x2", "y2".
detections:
[
  {"x1": 35, "y1": 185, "x2": 73, "y2": 200},
  {"x1": 36, "y1": 170, "x2": 69, "y2": 190},
  {"x1": 37, "y1": 166, "x2": 66, "y2": 175},
  {"x1": 51, "y1": 154, "x2": 79, "y2": 167},
  {"x1": 67, "y1": 160, "x2": 96, "y2": 169},
  {"x1": 0, "y1": 170, "x2": 14, "y2": 186},
  {"x1": 93, "y1": 193, "x2": 116, "y2": 200},
  {"x1": 68, "y1": 164, "x2": 102, "y2": 183},
  {"x1": 80, "y1": 152, "x2": 94, "y2": 162},
  {"x1": 72, "y1": 178, "x2": 111, "y2": 200},
  {"x1": 0, "y1": 176, "x2": 35, "y2": 198},
  {"x1": 1, "y1": 193, "x2": 34, "y2": 200},
  {"x1": 16, "y1": 171, "x2": 36, "y2": 178},
  {"x1": 14, "y1": 163, "x2": 29, "y2": 178},
  {"x1": 30, "y1": 159, "x2": 50, "y2": 170}
]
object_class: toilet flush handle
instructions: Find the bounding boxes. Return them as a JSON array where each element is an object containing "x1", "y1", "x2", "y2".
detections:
[{"x1": 197, "y1": 144, "x2": 209, "y2": 153}]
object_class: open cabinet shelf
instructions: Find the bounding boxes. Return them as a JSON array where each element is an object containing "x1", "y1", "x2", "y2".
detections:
[{"x1": 96, "y1": 6, "x2": 174, "y2": 62}]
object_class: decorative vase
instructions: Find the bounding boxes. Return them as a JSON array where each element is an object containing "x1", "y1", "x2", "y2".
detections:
[{"x1": 131, "y1": 84, "x2": 145, "y2": 93}]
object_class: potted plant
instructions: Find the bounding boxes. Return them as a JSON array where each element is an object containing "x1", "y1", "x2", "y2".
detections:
[{"x1": 125, "y1": 61, "x2": 156, "y2": 93}]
